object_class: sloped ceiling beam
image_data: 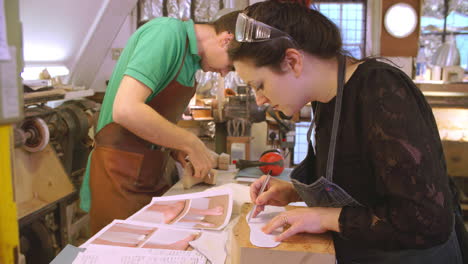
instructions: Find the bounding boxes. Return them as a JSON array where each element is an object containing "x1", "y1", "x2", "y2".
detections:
[{"x1": 69, "y1": 0, "x2": 137, "y2": 88}]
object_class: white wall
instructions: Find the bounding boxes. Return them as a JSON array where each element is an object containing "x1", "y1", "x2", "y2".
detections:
[
  {"x1": 90, "y1": 11, "x2": 137, "y2": 92},
  {"x1": 19, "y1": 0, "x2": 106, "y2": 66},
  {"x1": 19, "y1": 0, "x2": 137, "y2": 88},
  {"x1": 19, "y1": 0, "x2": 249, "y2": 91},
  {"x1": 250, "y1": 122, "x2": 268, "y2": 160}
]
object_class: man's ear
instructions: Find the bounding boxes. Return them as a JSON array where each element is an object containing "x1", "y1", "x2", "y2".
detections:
[
  {"x1": 280, "y1": 48, "x2": 303, "y2": 77},
  {"x1": 219, "y1": 31, "x2": 234, "y2": 48}
]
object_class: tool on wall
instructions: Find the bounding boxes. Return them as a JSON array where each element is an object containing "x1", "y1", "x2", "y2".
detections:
[{"x1": 227, "y1": 118, "x2": 248, "y2": 137}]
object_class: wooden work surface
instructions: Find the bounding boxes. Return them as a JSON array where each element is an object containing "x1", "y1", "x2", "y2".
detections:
[{"x1": 231, "y1": 203, "x2": 335, "y2": 264}]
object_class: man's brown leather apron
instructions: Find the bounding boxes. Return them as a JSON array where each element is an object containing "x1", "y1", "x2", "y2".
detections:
[{"x1": 89, "y1": 41, "x2": 195, "y2": 233}]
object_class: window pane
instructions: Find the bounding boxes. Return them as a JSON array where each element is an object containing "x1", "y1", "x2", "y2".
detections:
[
  {"x1": 294, "y1": 122, "x2": 310, "y2": 164},
  {"x1": 421, "y1": 10, "x2": 467, "y2": 70},
  {"x1": 421, "y1": 16, "x2": 444, "y2": 32},
  {"x1": 447, "y1": 11, "x2": 468, "y2": 30},
  {"x1": 456, "y1": 34, "x2": 468, "y2": 70},
  {"x1": 315, "y1": 2, "x2": 365, "y2": 59}
]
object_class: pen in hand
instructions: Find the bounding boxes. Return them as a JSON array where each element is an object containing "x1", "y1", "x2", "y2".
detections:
[{"x1": 248, "y1": 170, "x2": 272, "y2": 223}]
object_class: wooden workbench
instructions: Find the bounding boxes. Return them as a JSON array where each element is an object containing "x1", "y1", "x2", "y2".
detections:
[{"x1": 232, "y1": 203, "x2": 335, "y2": 264}]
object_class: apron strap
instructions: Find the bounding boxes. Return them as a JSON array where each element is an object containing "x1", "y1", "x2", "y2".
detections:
[
  {"x1": 325, "y1": 55, "x2": 346, "y2": 181},
  {"x1": 173, "y1": 37, "x2": 190, "y2": 81}
]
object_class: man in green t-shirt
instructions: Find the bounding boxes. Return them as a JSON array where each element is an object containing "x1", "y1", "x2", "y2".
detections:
[{"x1": 80, "y1": 11, "x2": 240, "y2": 233}]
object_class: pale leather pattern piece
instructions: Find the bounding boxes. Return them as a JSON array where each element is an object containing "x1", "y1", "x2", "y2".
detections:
[{"x1": 246, "y1": 206, "x2": 285, "y2": 248}]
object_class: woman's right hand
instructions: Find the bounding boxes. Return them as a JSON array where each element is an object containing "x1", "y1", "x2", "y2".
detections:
[{"x1": 250, "y1": 176, "x2": 301, "y2": 218}]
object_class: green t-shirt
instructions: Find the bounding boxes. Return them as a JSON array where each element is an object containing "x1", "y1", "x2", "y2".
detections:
[{"x1": 79, "y1": 17, "x2": 201, "y2": 212}]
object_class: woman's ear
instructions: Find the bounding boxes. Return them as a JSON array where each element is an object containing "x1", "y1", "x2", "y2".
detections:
[{"x1": 281, "y1": 49, "x2": 303, "y2": 77}]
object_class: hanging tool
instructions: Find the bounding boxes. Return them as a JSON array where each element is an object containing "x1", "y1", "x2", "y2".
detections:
[{"x1": 227, "y1": 118, "x2": 248, "y2": 137}]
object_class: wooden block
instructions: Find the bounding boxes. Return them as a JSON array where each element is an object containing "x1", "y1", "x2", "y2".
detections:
[
  {"x1": 232, "y1": 203, "x2": 335, "y2": 264},
  {"x1": 218, "y1": 153, "x2": 230, "y2": 165},
  {"x1": 204, "y1": 169, "x2": 217, "y2": 185},
  {"x1": 182, "y1": 164, "x2": 217, "y2": 189},
  {"x1": 182, "y1": 151, "x2": 225, "y2": 189},
  {"x1": 218, "y1": 153, "x2": 230, "y2": 170}
]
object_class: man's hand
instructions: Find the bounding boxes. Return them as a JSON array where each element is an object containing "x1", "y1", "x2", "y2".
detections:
[
  {"x1": 170, "y1": 150, "x2": 188, "y2": 167},
  {"x1": 185, "y1": 137, "x2": 217, "y2": 178}
]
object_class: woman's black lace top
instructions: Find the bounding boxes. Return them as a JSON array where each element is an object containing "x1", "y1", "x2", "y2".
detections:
[{"x1": 311, "y1": 59, "x2": 453, "y2": 251}]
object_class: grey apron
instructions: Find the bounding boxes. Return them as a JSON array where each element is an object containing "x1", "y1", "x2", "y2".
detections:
[
  {"x1": 291, "y1": 55, "x2": 361, "y2": 208},
  {"x1": 289, "y1": 56, "x2": 462, "y2": 264}
]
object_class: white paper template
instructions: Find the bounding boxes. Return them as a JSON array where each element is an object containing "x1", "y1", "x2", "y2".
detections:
[
  {"x1": 246, "y1": 206, "x2": 286, "y2": 248},
  {"x1": 189, "y1": 230, "x2": 227, "y2": 264}
]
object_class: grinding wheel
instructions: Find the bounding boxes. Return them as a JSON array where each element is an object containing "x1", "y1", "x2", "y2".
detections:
[{"x1": 20, "y1": 117, "x2": 50, "y2": 152}]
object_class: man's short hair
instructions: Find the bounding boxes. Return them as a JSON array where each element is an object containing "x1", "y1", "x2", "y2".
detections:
[{"x1": 211, "y1": 10, "x2": 241, "y2": 34}]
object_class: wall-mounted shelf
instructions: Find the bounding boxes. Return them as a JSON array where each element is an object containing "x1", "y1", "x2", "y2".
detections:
[
  {"x1": 24, "y1": 89, "x2": 94, "y2": 106},
  {"x1": 416, "y1": 82, "x2": 468, "y2": 108}
]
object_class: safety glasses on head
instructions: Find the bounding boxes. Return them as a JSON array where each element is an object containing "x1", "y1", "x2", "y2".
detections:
[{"x1": 235, "y1": 13, "x2": 295, "y2": 43}]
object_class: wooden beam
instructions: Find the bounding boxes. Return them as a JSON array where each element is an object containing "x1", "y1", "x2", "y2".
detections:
[{"x1": 68, "y1": 0, "x2": 138, "y2": 88}]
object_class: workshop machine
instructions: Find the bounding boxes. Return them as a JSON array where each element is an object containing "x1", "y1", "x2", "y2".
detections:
[
  {"x1": 222, "y1": 84, "x2": 296, "y2": 161},
  {"x1": 13, "y1": 98, "x2": 98, "y2": 264}
]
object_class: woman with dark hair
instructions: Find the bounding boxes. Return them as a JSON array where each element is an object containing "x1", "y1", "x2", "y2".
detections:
[{"x1": 229, "y1": 1, "x2": 465, "y2": 263}]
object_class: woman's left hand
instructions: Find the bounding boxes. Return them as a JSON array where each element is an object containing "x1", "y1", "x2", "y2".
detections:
[{"x1": 262, "y1": 207, "x2": 342, "y2": 242}]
